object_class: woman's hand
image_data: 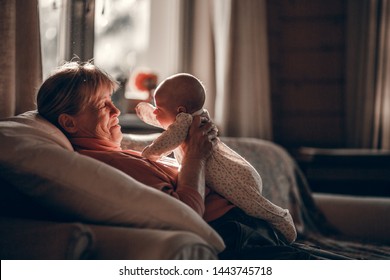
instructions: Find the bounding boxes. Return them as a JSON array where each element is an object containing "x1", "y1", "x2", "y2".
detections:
[
  {"x1": 176, "y1": 115, "x2": 219, "y2": 202},
  {"x1": 181, "y1": 115, "x2": 218, "y2": 162}
]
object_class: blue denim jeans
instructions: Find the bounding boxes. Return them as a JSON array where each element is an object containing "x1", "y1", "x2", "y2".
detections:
[{"x1": 208, "y1": 207, "x2": 317, "y2": 260}]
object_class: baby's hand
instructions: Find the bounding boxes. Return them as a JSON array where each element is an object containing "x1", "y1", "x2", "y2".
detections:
[
  {"x1": 135, "y1": 102, "x2": 162, "y2": 128},
  {"x1": 135, "y1": 102, "x2": 154, "y2": 117}
]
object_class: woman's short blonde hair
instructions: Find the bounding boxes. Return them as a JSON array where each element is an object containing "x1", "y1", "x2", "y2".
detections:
[{"x1": 37, "y1": 61, "x2": 119, "y2": 128}]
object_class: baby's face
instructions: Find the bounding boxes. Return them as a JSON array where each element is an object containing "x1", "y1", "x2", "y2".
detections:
[{"x1": 153, "y1": 92, "x2": 178, "y2": 128}]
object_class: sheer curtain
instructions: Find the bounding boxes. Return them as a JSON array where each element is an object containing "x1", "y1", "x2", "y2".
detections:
[
  {"x1": 346, "y1": 0, "x2": 390, "y2": 149},
  {"x1": 182, "y1": 0, "x2": 272, "y2": 139},
  {"x1": 0, "y1": 0, "x2": 42, "y2": 119}
]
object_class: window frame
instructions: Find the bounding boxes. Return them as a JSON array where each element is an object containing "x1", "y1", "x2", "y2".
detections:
[{"x1": 59, "y1": 0, "x2": 95, "y2": 62}]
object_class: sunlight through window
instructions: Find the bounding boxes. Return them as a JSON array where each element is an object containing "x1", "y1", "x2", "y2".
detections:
[
  {"x1": 94, "y1": 0, "x2": 151, "y2": 79},
  {"x1": 38, "y1": 0, "x2": 62, "y2": 79}
]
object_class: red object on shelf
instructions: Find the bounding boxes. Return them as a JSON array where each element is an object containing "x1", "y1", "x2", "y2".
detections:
[{"x1": 134, "y1": 72, "x2": 158, "y2": 91}]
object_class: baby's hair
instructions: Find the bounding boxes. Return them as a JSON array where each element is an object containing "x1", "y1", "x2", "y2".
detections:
[{"x1": 168, "y1": 73, "x2": 206, "y2": 114}]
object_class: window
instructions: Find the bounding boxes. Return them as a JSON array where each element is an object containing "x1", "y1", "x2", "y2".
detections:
[
  {"x1": 38, "y1": 0, "x2": 62, "y2": 79},
  {"x1": 39, "y1": 0, "x2": 150, "y2": 79},
  {"x1": 39, "y1": 0, "x2": 182, "y2": 110},
  {"x1": 94, "y1": 0, "x2": 152, "y2": 111},
  {"x1": 94, "y1": 0, "x2": 150, "y2": 79}
]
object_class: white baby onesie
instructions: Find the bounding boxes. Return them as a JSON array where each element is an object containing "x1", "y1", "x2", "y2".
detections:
[{"x1": 136, "y1": 102, "x2": 297, "y2": 243}]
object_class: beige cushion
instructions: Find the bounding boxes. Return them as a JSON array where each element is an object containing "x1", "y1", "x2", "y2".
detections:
[{"x1": 0, "y1": 111, "x2": 224, "y2": 253}]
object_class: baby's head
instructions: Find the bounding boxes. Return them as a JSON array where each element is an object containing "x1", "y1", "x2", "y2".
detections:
[{"x1": 153, "y1": 73, "x2": 205, "y2": 127}]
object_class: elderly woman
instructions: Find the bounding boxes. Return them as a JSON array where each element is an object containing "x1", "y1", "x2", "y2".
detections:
[
  {"x1": 36, "y1": 61, "x2": 343, "y2": 260},
  {"x1": 37, "y1": 61, "x2": 216, "y2": 216}
]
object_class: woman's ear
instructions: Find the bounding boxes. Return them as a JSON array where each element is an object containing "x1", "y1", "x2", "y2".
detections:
[
  {"x1": 58, "y1": 113, "x2": 78, "y2": 134},
  {"x1": 177, "y1": 106, "x2": 187, "y2": 113}
]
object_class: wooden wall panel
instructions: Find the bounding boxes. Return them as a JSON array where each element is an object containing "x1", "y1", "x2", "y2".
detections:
[
  {"x1": 278, "y1": 83, "x2": 343, "y2": 114},
  {"x1": 274, "y1": 116, "x2": 345, "y2": 147},
  {"x1": 267, "y1": 0, "x2": 347, "y2": 149},
  {"x1": 280, "y1": 0, "x2": 344, "y2": 17},
  {"x1": 281, "y1": 20, "x2": 344, "y2": 50},
  {"x1": 280, "y1": 51, "x2": 344, "y2": 80}
]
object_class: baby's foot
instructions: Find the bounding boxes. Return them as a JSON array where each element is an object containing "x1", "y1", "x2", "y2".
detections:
[{"x1": 269, "y1": 210, "x2": 297, "y2": 244}]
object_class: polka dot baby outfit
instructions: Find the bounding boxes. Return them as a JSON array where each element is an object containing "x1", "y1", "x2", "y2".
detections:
[{"x1": 136, "y1": 102, "x2": 297, "y2": 243}]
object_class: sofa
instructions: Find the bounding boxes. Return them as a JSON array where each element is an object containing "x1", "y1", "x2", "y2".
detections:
[
  {"x1": 0, "y1": 111, "x2": 222, "y2": 260},
  {"x1": 1, "y1": 111, "x2": 389, "y2": 259}
]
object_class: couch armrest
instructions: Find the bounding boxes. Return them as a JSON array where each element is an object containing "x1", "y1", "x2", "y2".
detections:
[
  {"x1": 88, "y1": 224, "x2": 218, "y2": 260},
  {"x1": 0, "y1": 218, "x2": 93, "y2": 259},
  {"x1": 313, "y1": 193, "x2": 390, "y2": 244},
  {"x1": 121, "y1": 133, "x2": 160, "y2": 151},
  {"x1": 0, "y1": 218, "x2": 218, "y2": 260}
]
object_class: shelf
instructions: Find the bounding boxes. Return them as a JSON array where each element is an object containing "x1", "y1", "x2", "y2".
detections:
[{"x1": 295, "y1": 147, "x2": 390, "y2": 197}]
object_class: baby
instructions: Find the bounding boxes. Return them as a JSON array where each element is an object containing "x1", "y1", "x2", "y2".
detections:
[{"x1": 135, "y1": 73, "x2": 297, "y2": 243}]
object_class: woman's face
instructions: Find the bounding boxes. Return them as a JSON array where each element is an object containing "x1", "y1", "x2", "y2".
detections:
[{"x1": 72, "y1": 88, "x2": 123, "y2": 145}]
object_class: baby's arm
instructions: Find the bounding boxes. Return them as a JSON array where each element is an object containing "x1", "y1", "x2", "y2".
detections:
[
  {"x1": 142, "y1": 113, "x2": 193, "y2": 160},
  {"x1": 135, "y1": 102, "x2": 163, "y2": 128}
]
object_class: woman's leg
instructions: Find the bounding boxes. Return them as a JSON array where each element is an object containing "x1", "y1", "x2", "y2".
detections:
[{"x1": 209, "y1": 208, "x2": 316, "y2": 260}]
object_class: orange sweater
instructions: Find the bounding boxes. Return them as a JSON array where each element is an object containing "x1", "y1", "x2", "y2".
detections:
[{"x1": 70, "y1": 137, "x2": 234, "y2": 222}]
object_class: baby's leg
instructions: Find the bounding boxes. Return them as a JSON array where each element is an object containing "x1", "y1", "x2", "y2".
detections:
[
  {"x1": 207, "y1": 148, "x2": 297, "y2": 243},
  {"x1": 242, "y1": 192, "x2": 297, "y2": 244}
]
